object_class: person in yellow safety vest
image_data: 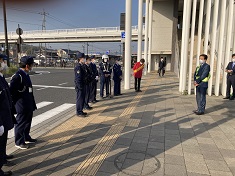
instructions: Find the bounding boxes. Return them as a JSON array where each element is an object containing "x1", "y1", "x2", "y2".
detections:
[{"x1": 193, "y1": 54, "x2": 211, "y2": 115}]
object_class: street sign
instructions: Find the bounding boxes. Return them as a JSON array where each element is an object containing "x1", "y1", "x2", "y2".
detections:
[
  {"x1": 121, "y1": 32, "x2": 125, "y2": 38},
  {"x1": 16, "y1": 28, "x2": 23, "y2": 35}
]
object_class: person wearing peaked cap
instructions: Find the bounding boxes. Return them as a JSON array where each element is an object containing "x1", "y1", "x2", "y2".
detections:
[
  {"x1": 9, "y1": 56, "x2": 37, "y2": 150},
  {"x1": 19, "y1": 56, "x2": 35, "y2": 65},
  {"x1": 89, "y1": 56, "x2": 99, "y2": 103},
  {"x1": 0, "y1": 54, "x2": 14, "y2": 176},
  {"x1": 74, "y1": 53, "x2": 88, "y2": 117},
  {"x1": 113, "y1": 58, "x2": 122, "y2": 96}
]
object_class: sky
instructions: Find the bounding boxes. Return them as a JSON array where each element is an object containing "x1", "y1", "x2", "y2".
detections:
[{"x1": 0, "y1": 0, "x2": 142, "y2": 54}]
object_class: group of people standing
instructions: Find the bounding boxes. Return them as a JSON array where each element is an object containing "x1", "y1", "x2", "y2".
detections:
[
  {"x1": 74, "y1": 53, "x2": 123, "y2": 117},
  {"x1": 0, "y1": 55, "x2": 37, "y2": 176}
]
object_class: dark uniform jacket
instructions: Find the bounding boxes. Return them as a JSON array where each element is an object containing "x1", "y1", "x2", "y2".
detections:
[
  {"x1": 113, "y1": 63, "x2": 122, "y2": 81},
  {"x1": 90, "y1": 62, "x2": 98, "y2": 79},
  {"x1": 83, "y1": 64, "x2": 92, "y2": 85},
  {"x1": 0, "y1": 75, "x2": 14, "y2": 131},
  {"x1": 10, "y1": 69, "x2": 37, "y2": 113},
  {"x1": 74, "y1": 63, "x2": 85, "y2": 90},
  {"x1": 194, "y1": 63, "x2": 210, "y2": 88},
  {"x1": 226, "y1": 62, "x2": 235, "y2": 78},
  {"x1": 159, "y1": 60, "x2": 166, "y2": 69},
  {"x1": 99, "y1": 62, "x2": 112, "y2": 78}
]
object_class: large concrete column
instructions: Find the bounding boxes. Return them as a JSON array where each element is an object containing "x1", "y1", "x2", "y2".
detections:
[
  {"x1": 137, "y1": 0, "x2": 143, "y2": 62},
  {"x1": 208, "y1": 0, "x2": 219, "y2": 96},
  {"x1": 222, "y1": 0, "x2": 234, "y2": 96},
  {"x1": 188, "y1": 0, "x2": 197, "y2": 95},
  {"x1": 144, "y1": 0, "x2": 149, "y2": 75},
  {"x1": 147, "y1": 0, "x2": 153, "y2": 73},
  {"x1": 203, "y1": 0, "x2": 212, "y2": 54},
  {"x1": 179, "y1": 0, "x2": 188, "y2": 92},
  {"x1": 124, "y1": 0, "x2": 132, "y2": 90},
  {"x1": 196, "y1": 0, "x2": 205, "y2": 66},
  {"x1": 181, "y1": 0, "x2": 192, "y2": 92},
  {"x1": 214, "y1": 0, "x2": 227, "y2": 96}
]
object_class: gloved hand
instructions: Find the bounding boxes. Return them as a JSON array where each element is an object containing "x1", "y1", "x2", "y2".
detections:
[
  {"x1": 95, "y1": 76, "x2": 99, "y2": 81},
  {"x1": 0, "y1": 125, "x2": 4, "y2": 136}
]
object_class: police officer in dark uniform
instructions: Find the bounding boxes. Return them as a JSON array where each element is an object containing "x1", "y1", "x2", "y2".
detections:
[
  {"x1": 224, "y1": 53, "x2": 235, "y2": 100},
  {"x1": 99, "y1": 55, "x2": 112, "y2": 98},
  {"x1": 75, "y1": 53, "x2": 87, "y2": 117},
  {"x1": 89, "y1": 56, "x2": 99, "y2": 103},
  {"x1": 113, "y1": 58, "x2": 122, "y2": 96},
  {"x1": 83, "y1": 57, "x2": 93, "y2": 110},
  {"x1": 10, "y1": 56, "x2": 37, "y2": 150},
  {"x1": 0, "y1": 54, "x2": 14, "y2": 176}
]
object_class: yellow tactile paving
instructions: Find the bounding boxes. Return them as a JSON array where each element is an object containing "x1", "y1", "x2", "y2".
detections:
[
  {"x1": 40, "y1": 105, "x2": 108, "y2": 143},
  {"x1": 73, "y1": 78, "x2": 152, "y2": 176}
]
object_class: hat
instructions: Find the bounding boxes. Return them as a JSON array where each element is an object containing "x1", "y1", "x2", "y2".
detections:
[
  {"x1": 20, "y1": 56, "x2": 35, "y2": 65},
  {"x1": 115, "y1": 58, "x2": 121, "y2": 61},
  {"x1": 90, "y1": 55, "x2": 95, "y2": 59},
  {"x1": 0, "y1": 54, "x2": 7, "y2": 60},
  {"x1": 77, "y1": 53, "x2": 85, "y2": 59}
]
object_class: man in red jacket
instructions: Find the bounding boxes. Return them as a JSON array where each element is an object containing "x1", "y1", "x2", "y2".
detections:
[{"x1": 133, "y1": 59, "x2": 145, "y2": 92}]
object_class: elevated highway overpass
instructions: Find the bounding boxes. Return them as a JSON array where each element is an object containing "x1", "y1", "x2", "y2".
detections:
[{"x1": 0, "y1": 25, "x2": 145, "y2": 44}]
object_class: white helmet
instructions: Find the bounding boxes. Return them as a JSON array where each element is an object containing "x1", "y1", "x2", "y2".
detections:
[{"x1": 102, "y1": 54, "x2": 109, "y2": 60}]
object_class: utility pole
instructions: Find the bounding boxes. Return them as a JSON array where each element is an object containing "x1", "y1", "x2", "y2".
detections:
[
  {"x1": 40, "y1": 9, "x2": 48, "y2": 67},
  {"x1": 86, "y1": 42, "x2": 89, "y2": 57},
  {"x1": 2, "y1": 0, "x2": 10, "y2": 66},
  {"x1": 82, "y1": 45, "x2": 85, "y2": 53}
]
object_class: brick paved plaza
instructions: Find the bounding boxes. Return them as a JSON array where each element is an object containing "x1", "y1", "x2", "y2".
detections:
[{"x1": 4, "y1": 72, "x2": 235, "y2": 176}]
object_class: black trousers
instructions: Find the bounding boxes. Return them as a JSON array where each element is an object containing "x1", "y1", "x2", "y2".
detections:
[
  {"x1": 0, "y1": 131, "x2": 8, "y2": 176},
  {"x1": 159, "y1": 68, "x2": 165, "y2": 76},
  {"x1": 226, "y1": 76, "x2": 235, "y2": 97},
  {"x1": 89, "y1": 80, "x2": 97, "y2": 102},
  {"x1": 100, "y1": 77, "x2": 110, "y2": 97},
  {"x1": 134, "y1": 77, "x2": 141, "y2": 91},
  {"x1": 15, "y1": 112, "x2": 33, "y2": 145},
  {"x1": 84, "y1": 84, "x2": 91, "y2": 108},
  {"x1": 76, "y1": 88, "x2": 85, "y2": 115},
  {"x1": 114, "y1": 80, "x2": 121, "y2": 95}
]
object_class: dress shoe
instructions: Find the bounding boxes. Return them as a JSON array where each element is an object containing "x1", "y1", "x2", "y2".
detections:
[
  {"x1": 15, "y1": 143, "x2": 29, "y2": 150},
  {"x1": 25, "y1": 139, "x2": 37, "y2": 144},
  {"x1": 3, "y1": 171, "x2": 12, "y2": 176},
  {"x1": 229, "y1": 97, "x2": 234, "y2": 100},
  {"x1": 192, "y1": 110, "x2": 198, "y2": 113},
  {"x1": 3, "y1": 161, "x2": 15, "y2": 167},
  {"x1": 6, "y1": 155, "x2": 14, "y2": 160},
  {"x1": 77, "y1": 112, "x2": 87, "y2": 117},
  {"x1": 223, "y1": 97, "x2": 230, "y2": 99},
  {"x1": 118, "y1": 94, "x2": 123, "y2": 96},
  {"x1": 84, "y1": 106, "x2": 93, "y2": 110},
  {"x1": 195, "y1": 111, "x2": 205, "y2": 115}
]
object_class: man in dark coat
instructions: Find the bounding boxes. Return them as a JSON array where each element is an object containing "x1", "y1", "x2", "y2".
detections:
[
  {"x1": 89, "y1": 56, "x2": 99, "y2": 103},
  {"x1": 193, "y1": 54, "x2": 211, "y2": 115},
  {"x1": 10, "y1": 56, "x2": 37, "y2": 150},
  {"x1": 99, "y1": 55, "x2": 112, "y2": 98},
  {"x1": 74, "y1": 53, "x2": 87, "y2": 117},
  {"x1": 223, "y1": 53, "x2": 235, "y2": 100},
  {"x1": 158, "y1": 57, "x2": 166, "y2": 77},
  {"x1": 113, "y1": 58, "x2": 122, "y2": 96},
  {"x1": 0, "y1": 54, "x2": 14, "y2": 176}
]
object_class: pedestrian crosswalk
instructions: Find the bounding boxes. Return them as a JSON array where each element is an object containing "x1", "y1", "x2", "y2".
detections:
[{"x1": 8, "y1": 101, "x2": 75, "y2": 139}]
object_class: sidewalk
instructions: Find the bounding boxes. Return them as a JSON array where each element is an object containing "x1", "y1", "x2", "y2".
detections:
[{"x1": 4, "y1": 72, "x2": 235, "y2": 176}]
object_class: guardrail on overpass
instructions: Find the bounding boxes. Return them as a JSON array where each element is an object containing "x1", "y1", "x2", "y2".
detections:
[{"x1": 0, "y1": 25, "x2": 145, "y2": 43}]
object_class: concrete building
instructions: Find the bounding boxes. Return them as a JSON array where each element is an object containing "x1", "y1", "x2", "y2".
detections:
[{"x1": 125, "y1": 0, "x2": 235, "y2": 97}]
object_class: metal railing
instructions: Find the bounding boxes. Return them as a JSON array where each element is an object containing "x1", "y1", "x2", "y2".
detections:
[{"x1": 0, "y1": 25, "x2": 144, "y2": 37}]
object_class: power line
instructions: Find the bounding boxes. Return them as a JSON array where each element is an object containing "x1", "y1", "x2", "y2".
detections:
[
  {"x1": 0, "y1": 18, "x2": 41, "y2": 26},
  {"x1": 46, "y1": 15, "x2": 78, "y2": 28}
]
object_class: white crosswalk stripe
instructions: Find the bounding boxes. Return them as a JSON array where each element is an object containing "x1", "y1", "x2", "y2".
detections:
[{"x1": 8, "y1": 101, "x2": 75, "y2": 139}]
